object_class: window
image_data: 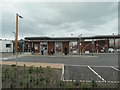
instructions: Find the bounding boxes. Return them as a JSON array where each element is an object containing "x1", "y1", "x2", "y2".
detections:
[
  {"x1": 34, "y1": 44, "x2": 38, "y2": 50},
  {"x1": 6, "y1": 44, "x2": 11, "y2": 48}
]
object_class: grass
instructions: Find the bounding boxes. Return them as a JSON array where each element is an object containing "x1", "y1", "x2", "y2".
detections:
[{"x1": 2, "y1": 65, "x2": 119, "y2": 88}]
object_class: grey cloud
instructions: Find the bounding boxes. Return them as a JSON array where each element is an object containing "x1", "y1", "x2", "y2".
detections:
[{"x1": 1, "y1": 2, "x2": 118, "y2": 39}]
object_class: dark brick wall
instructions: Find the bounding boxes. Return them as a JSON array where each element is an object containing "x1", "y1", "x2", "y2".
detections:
[
  {"x1": 63, "y1": 42, "x2": 69, "y2": 54},
  {"x1": 48, "y1": 42, "x2": 55, "y2": 55}
]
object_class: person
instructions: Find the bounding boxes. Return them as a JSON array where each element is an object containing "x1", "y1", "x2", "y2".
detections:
[
  {"x1": 50, "y1": 48, "x2": 54, "y2": 55},
  {"x1": 13, "y1": 48, "x2": 15, "y2": 55},
  {"x1": 31, "y1": 47, "x2": 34, "y2": 55},
  {"x1": 41, "y1": 48, "x2": 44, "y2": 55}
]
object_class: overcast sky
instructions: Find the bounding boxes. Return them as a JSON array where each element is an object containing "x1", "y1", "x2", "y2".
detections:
[{"x1": 1, "y1": 1, "x2": 118, "y2": 40}]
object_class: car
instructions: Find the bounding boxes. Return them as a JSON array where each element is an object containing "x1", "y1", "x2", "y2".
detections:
[{"x1": 108, "y1": 48, "x2": 114, "y2": 53}]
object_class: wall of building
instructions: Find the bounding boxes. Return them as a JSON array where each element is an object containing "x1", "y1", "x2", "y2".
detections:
[
  {"x1": 48, "y1": 41, "x2": 55, "y2": 55},
  {"x1": 63, "y1": 42, "x2": 69, "y2": 54},
  {"x1": 0, "y1": 40, "x2": 13, "y2": 52},
  {"x1": 81, "y1": 40, "x2": 109, "y2": 53},
  {"x1": 24, "y1": 37, "x2": 119, "y2": 54}
]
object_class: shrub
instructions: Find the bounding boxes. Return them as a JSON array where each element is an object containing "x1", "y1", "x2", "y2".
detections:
[
  {"x1": 10, "y1": 83, "x2": 13, "y2": 88},
  {"x1": 57, "y1": 81, "x2": 65, "y2": 87},
  {"x1": 91, "y1": 80, "x2": 97, "y2": 88},
  {"x1": 26, "y1": 82, "x2": 29, "y2": 88},
  {"x1": 36, "y1": 78, "x2": 39, "y2": 85},
  {"x1": 29, "y1": 66, "x2": 34, "y2": 74},
  {"x1": 38, "y1": 66, "x2": 44, "y2": 73},
  {"x1": 40, "y1": 77, "x2": 45, "y2": 82},
  {"x1": 11, "y1": 64, "x2": 16, "y2": 67},
  {"x1": 20, "y1": 80, "x2": 23, "y2": 87},
  {"x1": 73, "y1": 80, "x2": 79, "y2": 86},
  {"x1": 24, "y1": 64, "x2": 26, "y2": 67}
]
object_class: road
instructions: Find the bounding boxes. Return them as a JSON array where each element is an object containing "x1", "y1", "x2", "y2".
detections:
[{"x1": 6, "y1": 53, "x2": 119, "y2": 66}]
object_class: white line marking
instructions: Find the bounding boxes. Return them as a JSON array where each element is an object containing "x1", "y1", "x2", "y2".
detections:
[
  {"x1": 61, "y1": 64, "x2": 64, "y2": 80},
  {"x1": 111, "y1": 66, "x2": 120, "y2": 71},
  {"x1": 2, "y1": 57, "x2": 17, "y2": 60},
  {"x1": 65, "y1": 64, "x2": 118, "y2": 68},
  {"x1": 63, "y1": 80, "x2": 119, "y2": 83},
  {"x1": 1, "y1": 55, "x2": 26, "y2": 61},
  {"x1": 88, "y1": 66, "x2": 106, "y2": 82}
]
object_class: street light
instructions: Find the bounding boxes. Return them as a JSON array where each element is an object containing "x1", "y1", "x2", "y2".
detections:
[
  {"x1": 79, "y1": 34, "x2": 82, "y2": 55},
  {"x1": 15, "y1": 13, "x2": 23, "y2": 55},
  {"x1": 15, "y1": 13, "x2": 23, "y2": 67},
  {"x1": 113, "y1": 33, "x2": 115, "y2": 53},
  {"x1": 13, "y1": 32, "x2": 16, "y2": 55},
  {"x1": 91, "y1": 39, "x2": 94, "y2": 56}
]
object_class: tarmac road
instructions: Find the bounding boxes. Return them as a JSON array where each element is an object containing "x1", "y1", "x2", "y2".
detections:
[{"x1": 7, "y1": 53, "x2": 119, "y2": 66}]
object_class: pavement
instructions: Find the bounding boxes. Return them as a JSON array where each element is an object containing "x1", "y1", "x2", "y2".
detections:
[
  {"x1": 1, "y1": 61, "x2": 63, "y2": 69},
  {"x1": 0, "y1": 52, "x2": 31, "y2": 60}
]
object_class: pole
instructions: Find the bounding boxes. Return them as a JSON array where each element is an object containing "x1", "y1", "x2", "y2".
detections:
[
  {"x1": 15, "y1": 14, "x2": 18, "y2": 68},
  {"x1": 113, "y1": 34, "x2": 115, "y2": 53},
  {"x1": 92, "y1": 39, "x2": 94, "y2": 56},
  {"x1": 79, "y1": 37, "x2": 80, "y2": 55},
  {"x1": 80, "y1": 36, "x2": 81, "y2": 55},
  {"x1": 15, "y1": 14, "x2": 18, "y2": 55},
  {"x1": 79, "y1": 34, "x2": 82, "y2": 55}
]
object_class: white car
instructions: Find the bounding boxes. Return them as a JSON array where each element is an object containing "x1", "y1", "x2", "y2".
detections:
[
  {"x1": 117, "y1": 49, "x2": 120, "y2": 52},
  {"x1": 108, "y1": 48, "x2": 114, "y2": 53}
]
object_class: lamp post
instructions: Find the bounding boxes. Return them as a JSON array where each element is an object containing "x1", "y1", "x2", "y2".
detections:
[
  {"x1": 92, "y1": 39, "x2": 94, "y2": 56},
  {"x1": 15, "y1": 13, "x2": 23, "y2": 67},
  {"x1": 113, "y1": 33, "x2": 115, "y2": 53},
  {"x1": 79, "y1": 34, "x2": 82, "y2": 55},
  {"x1": 15, "y1": 13, "x2": 23, "y2": 55},
  {"x1": 13, "y1": 32, "x2": 16, "y2": 55}
]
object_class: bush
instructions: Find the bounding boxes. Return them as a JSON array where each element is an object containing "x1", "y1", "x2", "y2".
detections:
[
  {"x1": 11, "y1": 64, "x2": 16, "y2": 67},
  {"x1": 57, "y1": 81, "x2": 65, "y2": 87},
  {"x1": 91, "y1": 80, "x2": 97, "y2": 88},
  {"x1": 29, "y1": 66, "x2": 34, "y2": 74},
  {"x1": 24, "y1": 64, "x2": 26, "y2": 67},
  {"x1": 73, "y1": 80, "x2": 80, "y2": 86}
]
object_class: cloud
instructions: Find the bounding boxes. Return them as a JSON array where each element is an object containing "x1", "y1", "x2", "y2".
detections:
[{"x1": 1, "y1": 2, "x2": 118, "y2": 40}]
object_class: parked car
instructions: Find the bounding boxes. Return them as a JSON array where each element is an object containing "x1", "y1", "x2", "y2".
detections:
[
  {"x1": 108, "y1": 48, "x2": 114, "y2": 53},
  {"x1": 117, "y1": 49, "x2": 120, "y2": 52}
]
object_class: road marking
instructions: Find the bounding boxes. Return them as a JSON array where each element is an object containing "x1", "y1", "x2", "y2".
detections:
[
  {"x1": 63, "y1": 80, "x2": 119, "y2": 83},
  {"x1": 1, "y1": 57, "x2": 17, "y2": 60},
  {"x1": 65, "y1": 64, "x2": 118, "y2": 68},
  {"x1": 1, "y1": 55, "x2": 25, "y2": 60},
  {"x1": 61, "y1": 64, "x2": 64, "y2": 80},
  {"x1": 111, "y1": 66, "x2": 120, "y2": 71},
  {"x1": 88, "y1": 66, "x2": 106, "y2": 82}
]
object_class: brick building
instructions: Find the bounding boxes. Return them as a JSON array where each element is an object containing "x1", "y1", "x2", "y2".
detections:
[{"x1": 24, "y1": 35, "x2": 120, "y2": 55}]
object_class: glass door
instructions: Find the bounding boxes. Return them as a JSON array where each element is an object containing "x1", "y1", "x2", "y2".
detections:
[{"x1": 55, "y1": 42, "x2": 62, "y2": 55}]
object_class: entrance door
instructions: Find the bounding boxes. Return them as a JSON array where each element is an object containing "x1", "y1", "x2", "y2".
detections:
[
  {"x1": 55, "y1": 42, "x2": 62, "y2": 55},
  {"x1": 34, "y1": 43, "x2": 40, "y2": 53},
  {"x1": 40, "y1": 42, "x2": 48, "y2": 55}
]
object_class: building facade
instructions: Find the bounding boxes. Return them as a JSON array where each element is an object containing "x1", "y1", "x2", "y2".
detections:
[
  {"x1": 24, "y1": 35, "x2": 120, "y2": 55},
  {"x1": 0, "y1": 39, "x2": 13, "y2": 52}
]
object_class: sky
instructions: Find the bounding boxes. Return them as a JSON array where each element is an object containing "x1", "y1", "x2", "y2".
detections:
[{"x1": 1, "y1": 1, "x2": 119, "y2": 40}]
